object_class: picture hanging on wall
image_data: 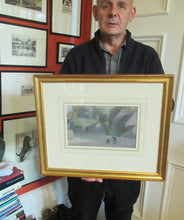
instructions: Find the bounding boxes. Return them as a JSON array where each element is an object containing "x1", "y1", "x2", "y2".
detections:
[
  {"x1": 0, "y1": 22, "x2": 47, "y2": 67},
  {"x1": 2, "y1": 116, "x2": 43, "y2": 185},
  {"x1": 0, "y1": 71, "x2": 54, "y2": 116},
  {"x1": 51, "y1": 0, "x2": 82, "y2": 37},
  {"x1": 57, "y1": 42, "x2": 75, "y2": 63},
  {"x1": 0, "y1": 0, "x2": 48, "y2": 24}
]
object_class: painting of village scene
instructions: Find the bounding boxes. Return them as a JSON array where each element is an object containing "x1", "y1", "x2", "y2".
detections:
[
  {"x1": 5, "y1": 0, "x2": 42, "y2": 11},
  {"x1": 12, "y1": 35, "x2": 36, "y2": 57},
  {"x1": 66, "y1": 105, "x2": 138, "y2": 149}
]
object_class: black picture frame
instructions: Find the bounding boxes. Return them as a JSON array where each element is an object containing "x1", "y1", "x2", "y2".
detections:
[
  {"x1": 51, "y1": 0, "x2": 82, "y2": 37},
  {"x1": 2, "y1": 116, "x2": 44, "y2": 186},
  {"x1": 0, "y1": 21, "x2": 48, "y2": 67},
  {"x1": 0, "y1": 0, "x2": 48, "y2": 24},
  {"x1": 57, "y1": 42, "x2": 75, "y2": 64},
  {"x1": 0, "y1": 71, "x2": 54, "y2": 116}
]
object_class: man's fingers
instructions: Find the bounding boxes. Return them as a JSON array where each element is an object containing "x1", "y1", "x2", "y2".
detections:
[{"x1": 81, "y1": 178, "x2": 103, "y2": 183}]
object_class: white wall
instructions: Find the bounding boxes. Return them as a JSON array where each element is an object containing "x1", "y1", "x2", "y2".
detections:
[{"x1": 19, "y1": 177, "x2": 69, "y2": 219}]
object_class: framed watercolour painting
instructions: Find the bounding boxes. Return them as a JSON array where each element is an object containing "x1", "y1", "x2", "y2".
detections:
[
  {"x1": 0, "y1": 71, "x2": 53, "y2": 116},
  {"x1": 0, "y1": 22, "x2": 47, "y2": 67},
  {"x1": 57, "y1": 42, "x2": 75, "y2": 63},
  {"x1": 34, "y1": 74, "x2": 174, "y2": 181},
  {"x1": 51, "y1": 0, "x2": 82, "y2": 37},
  {"x1": 0, "y1": 0, "x2": 48, "y2": 23}
]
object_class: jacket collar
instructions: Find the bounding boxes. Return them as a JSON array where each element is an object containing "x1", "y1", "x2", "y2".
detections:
[{"x1": 94, "y1": 29, "x2": 132, "y2": 50}]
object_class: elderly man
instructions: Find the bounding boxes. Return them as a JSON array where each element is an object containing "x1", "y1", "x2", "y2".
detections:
[{"x1": 60, "y1": 0, "x2": 164, "y2": 219}]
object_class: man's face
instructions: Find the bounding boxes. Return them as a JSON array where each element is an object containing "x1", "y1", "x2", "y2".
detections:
[{"x1": 93, "y1": 0, "x2": 136, "y2": 38}]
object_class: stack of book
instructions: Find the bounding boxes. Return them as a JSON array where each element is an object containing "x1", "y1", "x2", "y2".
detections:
[
  {"x1": 0, "y1": 166, "x2": 24, "y2": 191},
  {"x1": 0, "y1": 165, "x2": 26, "y2": 220}
]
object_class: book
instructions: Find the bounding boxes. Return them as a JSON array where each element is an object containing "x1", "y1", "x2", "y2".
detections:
[
  {"x1": 16, "y1": 210, "x2": 26, "y2": 220},
  {"x1": 5, "y1": 208, "x2": 24, "y2": 220},
  {"x1": 0, "y1": 202, "x2": 22, "y2": 219},
  {"x1": 0, "y1": 174, "x2": 24, "y2": 190},
  {"x1": 0, "y1": 191, "x2": 17, "y2": 205},
  {"x1": 0, "y1": 167, "x2": 24, "y2": 184},
  {"x1": 0, "y1": 198, "x2": 20, "y2": 217},
  {"x1": 0, "y1": 195, "x2": 19, "y2": 212},
  {"x1": 0, "y1": 182, "x2": 22, "y2": 198}
]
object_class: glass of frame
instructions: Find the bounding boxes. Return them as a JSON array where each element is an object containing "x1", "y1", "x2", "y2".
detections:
[
  {"x1": 0, "y1": 0, "x2": 48, "y2": 24},
  {"x1": 51, "y1": 0, "x2": 82, "y2": 37},
  {"x1": 0, "y1": 22, "x2": 47, "y2": 67},
  {"x1": 2, "y1": 116, "x2": 43, "y2": 185},
  {"x1": 34, "y1": 74, "x2": 174, "y2": 181},
  {"x1": 0, "y1": 71, "x2": 53, "y2": 116},
  {"x1": 57, "y1": 42, "x2": 75, "y2": 64}
]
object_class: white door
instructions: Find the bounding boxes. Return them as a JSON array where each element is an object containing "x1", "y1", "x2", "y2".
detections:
[{"x1": 92, "y1": 0, "x2": 184, "y2": 219}]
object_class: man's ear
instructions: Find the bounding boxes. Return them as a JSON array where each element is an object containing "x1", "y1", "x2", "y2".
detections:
[
  {"x1": 129, "y1": 7, "x2": 136, "y2": 22},
  {"x1": 93, "y1": 5, "x2": 98, "y2": 21}
]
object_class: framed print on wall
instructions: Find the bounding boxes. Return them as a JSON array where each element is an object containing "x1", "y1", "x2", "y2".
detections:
[
  {"x1": 57, "y1": 42, "x2": 75, "y2": 64},
  {"x1": 0, "y1": 22, "x2": 47, "y2": 67},
  {"x1": 51, "y1": 0, "x2": 82, "y2": 37},
  {"x1": 0, "y1": 71, "x2": 53, "y2": 116},
  {"x1": 0, "y1": 0, "x2": 48, "y2": 24},
  {"x1": 34, "y1": 74, "x2": 174, "y2": 181},
  {"x1": 2, "y1": 116, "x2": 43, "y2": 185}
]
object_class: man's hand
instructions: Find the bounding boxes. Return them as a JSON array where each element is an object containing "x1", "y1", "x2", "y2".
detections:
[{"x1": 81, "y1": 178, "x2": 103, "y2": 183}]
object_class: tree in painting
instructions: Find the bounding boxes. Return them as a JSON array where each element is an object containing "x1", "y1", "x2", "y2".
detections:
[{"x1": 67, "y1": 105, "x2": 138, "y2": 148}]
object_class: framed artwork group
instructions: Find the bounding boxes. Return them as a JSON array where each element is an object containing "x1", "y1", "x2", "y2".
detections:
[
  {"x1": 0, "y1": 1, "x2": 81, "y2": 67},
  {"x1": 0, "y1": 71, "x2": 53, "y2": 184},
  {"x1": 0, "y1": 0, "x2": 82, "y2": 185}
]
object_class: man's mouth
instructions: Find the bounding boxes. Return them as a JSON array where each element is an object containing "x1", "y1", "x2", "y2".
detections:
[
  {"x1": 106, "y1": 20, "x2": 119, "y2": 26},
  {"x1": 107, "y1": 22, "x2": 118, "y2": 27}
]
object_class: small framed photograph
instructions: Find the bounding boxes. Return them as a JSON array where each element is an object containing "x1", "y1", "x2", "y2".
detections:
[
  {"x1": 51, "y1": 0, "x2": 82, "y2": 37},
  {"x1": 2, "y1": 116, "x2": 43, "y2": 185},
  {"x1": 0, "y1": 71, "x2": 53, "y2": 116},
  {"x1": 34, "y1": 74, "x2": 174, "y2": 181},
  {"x1": 0, "y1": 0, "x2": 48, "y2": 24},
  {"x1": 57, "y1": 42, "x2": 75, "y2": 63},
  {"x1": 0, "y1": 22, "x2": 47, "y2": 67}
]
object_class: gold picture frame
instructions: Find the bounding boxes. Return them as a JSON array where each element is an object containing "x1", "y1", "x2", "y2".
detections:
[{"x1": 34, "y1": 74, "x2": 174, "y2": 181}]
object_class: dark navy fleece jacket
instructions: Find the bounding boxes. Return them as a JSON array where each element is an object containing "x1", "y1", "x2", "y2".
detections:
[{"x1": 59, "y1": 29, "x2": 164, "y2": 75}]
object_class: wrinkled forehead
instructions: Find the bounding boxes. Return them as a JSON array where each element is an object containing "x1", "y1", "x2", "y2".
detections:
[{"x1": 96, "y1": 0, "x2": 133, "y2": 4}]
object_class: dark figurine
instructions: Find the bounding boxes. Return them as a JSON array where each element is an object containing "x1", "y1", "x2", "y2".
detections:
[{"x1": 16, "y1": 136, "x2": 33, "y2": 162}]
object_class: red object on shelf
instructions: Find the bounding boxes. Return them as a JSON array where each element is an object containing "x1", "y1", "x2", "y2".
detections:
[{"x1": 0, "y1": 167, "x2": 24, "y2": 184}]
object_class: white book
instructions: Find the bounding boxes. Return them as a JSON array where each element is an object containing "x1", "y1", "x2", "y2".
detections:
[{"x1": 0, "y1": 182, "x2": 21, "y2": 198}]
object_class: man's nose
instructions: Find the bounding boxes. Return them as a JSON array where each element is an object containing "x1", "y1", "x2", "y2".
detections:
[{"x1": 109, "y1": 5, "x2": 118, "y2": 17}]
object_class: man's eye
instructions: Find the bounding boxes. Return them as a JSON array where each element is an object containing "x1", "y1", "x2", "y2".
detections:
[
  {"x1": 119, "y1": 4, "x2": 126, "y2": 9},
  {"x1": 102, "y1": 4, "x2": 110, "y2": 9}
]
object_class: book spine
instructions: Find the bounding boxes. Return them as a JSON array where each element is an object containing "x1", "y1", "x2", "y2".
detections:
[
  {"x1": 0, "y1": 203, "x2": 22, "y2": 219},
  {"x1": 0, "y1": 191, "x2": 16, "y2": 204},
  {"x1": 0, "y1": 197, "x2": 19, "y2": 212},
  {"x1": 0, "y1": 182, "x2": 22, "y2": 197},
  {"x1": 4, "y1": 208, "x2": 24, "y2": 220},
  {"x1": 0, "y1": 200, "x2": 21, "y2": 217},
  {"x1": 0, "y1": 174, "x2": 24, "y2": 190}
]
